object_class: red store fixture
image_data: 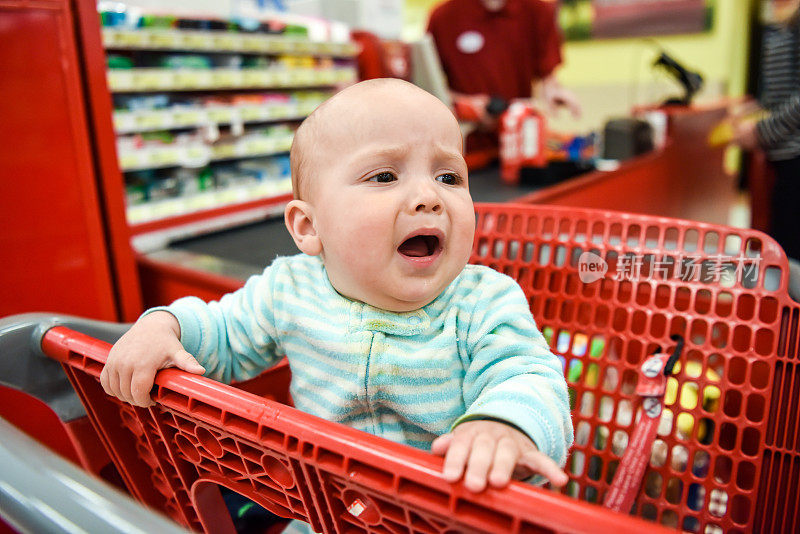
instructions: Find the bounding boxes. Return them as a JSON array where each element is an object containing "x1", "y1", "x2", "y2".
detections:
[{"x1": 0, "y1": 0, "x2": 142, "y2": 322}]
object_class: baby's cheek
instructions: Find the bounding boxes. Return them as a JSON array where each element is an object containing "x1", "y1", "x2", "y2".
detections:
[
  {"x1": 454, "y1": 228, "x2": 476, "y2": 262},
  {"x1": 330, "y1": 220, "x2": 383, "y2": 259}
]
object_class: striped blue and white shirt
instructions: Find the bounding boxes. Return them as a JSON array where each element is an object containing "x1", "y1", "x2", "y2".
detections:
[{"x1": 158, "y1": 253, "x2": 573, "y2": 467}]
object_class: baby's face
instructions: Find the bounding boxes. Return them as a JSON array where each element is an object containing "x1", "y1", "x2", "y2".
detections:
[{"x1": 307, "y1": 85, "x2": 474, "y2": 312}]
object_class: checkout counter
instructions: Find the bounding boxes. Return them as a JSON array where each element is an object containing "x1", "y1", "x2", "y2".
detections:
[{"x1": 136, "y1": 104, "x2": 737, "y2": 307}]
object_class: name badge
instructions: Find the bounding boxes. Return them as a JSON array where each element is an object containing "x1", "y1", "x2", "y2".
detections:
[{"x1": 456, "y1": 31, "x2": 484, "y2": 54}]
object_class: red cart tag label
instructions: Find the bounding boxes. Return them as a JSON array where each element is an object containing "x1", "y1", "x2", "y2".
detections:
[{"x1": 604, "y1": 353, "x2": 670, "y2": 513}]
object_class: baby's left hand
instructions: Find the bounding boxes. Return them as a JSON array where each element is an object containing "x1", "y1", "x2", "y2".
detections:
[{"x1": 431, "y1": 420, "x2": 568, "y2": 492}]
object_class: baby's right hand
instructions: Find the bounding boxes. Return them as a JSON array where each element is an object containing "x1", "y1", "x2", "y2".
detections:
[{"x1": 100, "y1": 311, "x2": 205, "y2": 407}]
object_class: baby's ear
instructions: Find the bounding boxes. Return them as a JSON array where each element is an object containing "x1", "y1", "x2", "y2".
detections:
[{"x1": 284, "y1": 200, "x2": 322, "y2": 256}]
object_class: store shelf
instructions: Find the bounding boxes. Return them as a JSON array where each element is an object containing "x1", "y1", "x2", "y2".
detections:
[
  {"x1": 113, "y1": 97, "x2": 324, "y2": 133},
  {"x1": 107, "y1": 66, "x2": 357, "y2": 92},
  {"x1": 118, "y1": 131, "x2": 294, "y2": 171},
  {"x1": 102, "y1": 14, "x2": 357, "y2": 237},
  {"x1": 127, "y1": 178, "x2": 292, "y2": 225},
  {"x1": 102, "y1": 28, "x2": 359, "y2": 57},
  {"x1": 130, "y1": 194, "x2": 293, "y2": 253}
]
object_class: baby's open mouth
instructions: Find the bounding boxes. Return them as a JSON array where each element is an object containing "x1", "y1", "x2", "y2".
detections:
[{"x1": 398, "y1": 234, "x2": 441, "y2": 257}]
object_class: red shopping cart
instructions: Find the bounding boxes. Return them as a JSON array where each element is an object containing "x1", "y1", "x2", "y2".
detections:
[{"x1": 25, "y1": 203, "x2": 800, "y2": 533}]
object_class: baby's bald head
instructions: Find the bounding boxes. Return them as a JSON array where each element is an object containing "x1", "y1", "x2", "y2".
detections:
[{"x1": 289, "y1": 79, "x2": 460, "y2": 201}]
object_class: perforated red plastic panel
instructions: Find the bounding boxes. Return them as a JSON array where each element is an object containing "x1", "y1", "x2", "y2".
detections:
[
  {"x1": 40, "y1": 203, "x2": 800, "y2": 533},
  {"x1": 469, "y1": 203, "x2": 797, "y2": 533}
]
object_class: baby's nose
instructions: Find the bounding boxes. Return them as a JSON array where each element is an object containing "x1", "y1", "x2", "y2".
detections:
[
  {"x1": 416, "y1": 199, "x2": 442, "y2": 213},
  {"x1": 409, "y1": 178, "x2": 443, "y2": 213}
]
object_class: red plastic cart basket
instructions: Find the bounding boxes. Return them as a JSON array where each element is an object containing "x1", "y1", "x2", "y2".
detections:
[{"x1": 39, "y1": 203, "x2": 800, "y2": 533}]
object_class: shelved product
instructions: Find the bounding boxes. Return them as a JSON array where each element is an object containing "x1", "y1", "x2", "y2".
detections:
[
  {"x1": 102, "y1": 27, "x2": 359, "y2": 57},
  {"x1": 106, "y1": 66, "x2": 355, "y2": 92},
  {"x1": 100, "y1": 6, "x2": 358, "y2": 232},
  {"x1": 113, "y1": 90, "x2": 329, "y2": 133},
  {"x1": 127, "y1": 175, "x2": 292, "y2": 225},
  {"x1": 116, "y1": 126, "x2": 294, "y2": 171}
]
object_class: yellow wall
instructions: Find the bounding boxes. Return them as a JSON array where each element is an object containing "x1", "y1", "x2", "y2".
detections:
[
  {"x1": 404, "y1": 0, "x2": 756, "y2": 131},
  {"x1": 555, "y1": 0, "x2": 753, "y2": 95}
]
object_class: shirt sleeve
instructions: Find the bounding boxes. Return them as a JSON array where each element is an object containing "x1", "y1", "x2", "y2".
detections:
[
  {"x1": 530, "y1": 0, "x2": 563, "y2": 79},
  {"x1": 145, "y1": 263, "x2": 283, "y2": 384},
  {"x1": 454, "y1": 273, "x2": 573, "y2": 467},
  {"x1": 756, "y1": 92, "x2": 800, "y2": 148}
]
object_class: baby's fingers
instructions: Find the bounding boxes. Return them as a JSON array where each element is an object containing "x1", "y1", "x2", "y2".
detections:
[
  {"x1": 518, "y1": 451, "x2": 569, "y2": 488},
  {"x1": 430, "y1": 433, "x2": 453, "y2": 456},
  {"x1": 441, "y1": 433, "x2": 473, "y2": 483},
  {"x1": 171, "y1": 349, "x2": 205, "y2": 374},
  {"x1": 130, "y1": 367, "x2": 158, "y2": 407},
  {"x1": 99, "y1": 366, "x2": 112, "y2": 397},
  {"x1": 100, "y1": 365, "x2": 119, "y2": 399},
  {"x1": 463, "y1": 433, "x2": 496, "y2": 492},
  {"x1": 115, "y1": 362, "x2": 137, "y2": 405},
  {"x1": 104, "y1": 365, "x2": 129, "y2": 404},
  {"x1": 488, "y1": 436, "x2": 518, "y2": 488}
]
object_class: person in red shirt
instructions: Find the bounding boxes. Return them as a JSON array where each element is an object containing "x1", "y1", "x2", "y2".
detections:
[{"x1": 427, "y1": 0, "x2": 580, "y2": 149}]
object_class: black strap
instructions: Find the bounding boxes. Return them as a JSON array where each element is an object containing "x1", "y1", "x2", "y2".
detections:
[{"x1": 663, "y1": 334, "x2": 685, "y2": 377}]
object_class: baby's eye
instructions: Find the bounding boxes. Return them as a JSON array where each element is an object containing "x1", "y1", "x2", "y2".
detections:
[
  {"x1": 436, "y1": 173, "x2": 462, "y2": 185},
  {"x1": 367, "y1": 171, "x2": 397, "y2": 183}
]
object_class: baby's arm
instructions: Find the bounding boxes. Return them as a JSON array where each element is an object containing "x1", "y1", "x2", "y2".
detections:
[
  {"x1": 433, "y1": 274, "x2": 573, "y2": 491},
  {"x1": 101, "y1": 265, "x2": 283, "y2": 407}
]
